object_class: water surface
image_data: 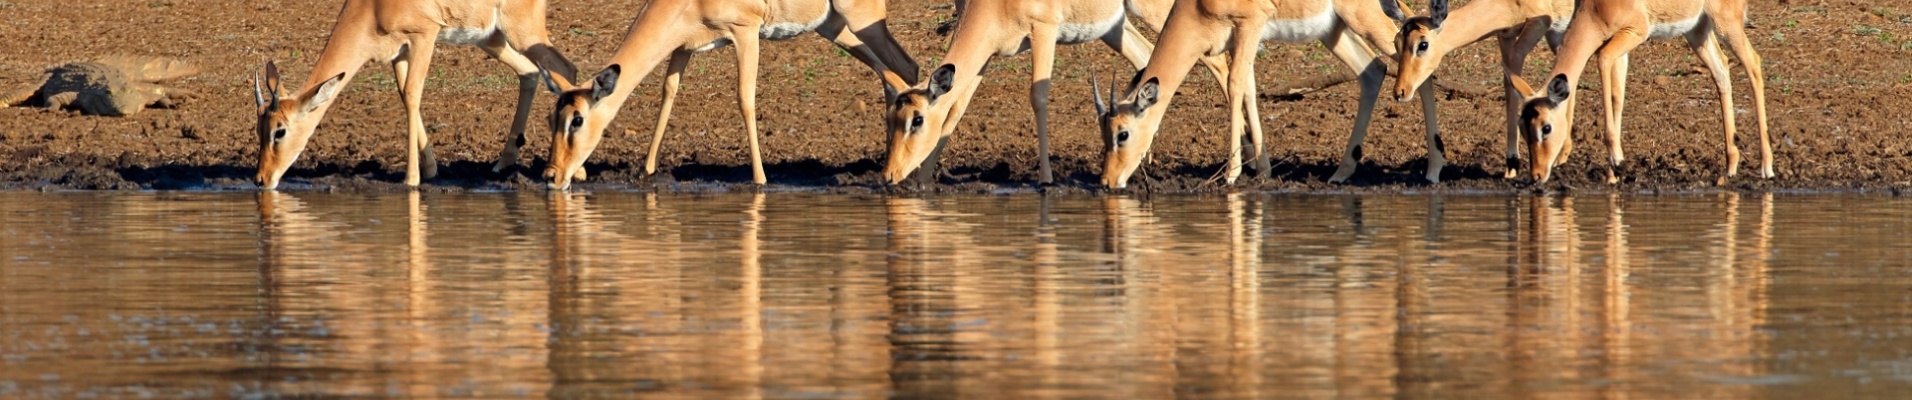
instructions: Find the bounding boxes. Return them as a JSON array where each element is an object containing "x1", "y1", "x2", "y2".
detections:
[{"x1": 3, "y1": 192, "x2": 1910, "y2": 398}]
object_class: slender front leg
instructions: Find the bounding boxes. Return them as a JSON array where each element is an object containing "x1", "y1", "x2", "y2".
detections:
[
  {"x1": 482, "y1": 34, "x2": 545, "y2": 173},
  {"x1": 1597, "y1": 33, "x2": 1645, "y2": 183},
  {"x1": 395, "y1": 36, "x2": 441, "y2": 186},
  {"x1": 1326, "y1": 28, "x2": 1387, "y2": 184},
  {"x1": 1715, "y1": 19, "x2": 1773, "y2": 178},
  {"x1": 1691, "y1": 32, "x2": 1739, "y2": 180},
  {"x1": 1030, "y1": 28, "x2": 1060, "y2": 185},
  {"x1": 732, "y1": 28, "x2": 768, "y2": 184},
  {"x1": 1419, "y1": 77, "x2": 1443, "y2": 183},
  {"x1": 1498, "y1": 26, "x2": 1545, "y2": 179},
  {"x1": 1223, "y1": 26, "x2": 1260, "y2": 184},
  {"x1": 647, "y1": 50, "x2": 694, "y2": 176},
  {"x1": 1245, "y1": 68, "x2": 1269, "y2": 178}
]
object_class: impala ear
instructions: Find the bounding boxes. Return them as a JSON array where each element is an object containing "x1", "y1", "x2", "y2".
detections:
[
  {"x1": 300, "y1": 72, "x2": 345, "y2": 114},
  {"x1": 590, "y1": 64, "x2": 620, "y2": 102},
  {"x1": 1545, "y1": 74, "x2": 1572, "y2": 104},
  {"x1": 1380, "y1": 0, "x2": 1408, "y2": 22},
  {"x1": 927, "y1": 64, "x2": 956, "y2": 100},
  {"x1": 1429, "y1": 0, "x2": 1449, "y2": 28},
  {"x1": 540, "y1": 68, "x2": 576, "y2": 95},
  {"x1": 260, "y1": 61, "x2": 284, "y2": 105},
  {"x1": 1133, "y1": 77, "x2": 1160, "y2": 111},
  {"x1": 1508, "y1": 75, "x2": 1537, "y2": 98}
]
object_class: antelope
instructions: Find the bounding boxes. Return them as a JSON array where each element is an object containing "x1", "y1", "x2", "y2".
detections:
[
  {"x1": 880, "y1": 0, "x2": 1230, "y2": 185},
  {"x1": 1513, "y1": 0, "x2": 1771, "y2": 184},
  {"x1": 538, "y1": 0, "x2": 919, "y2": 190},
  {"x1": 252, "y1": 0, "x2": 579, "y2": 190},
  {"x1": 1095, "y1": 0, "x2": 1445, "y2": 189},
  {"x1": 1381, "y1": 0, "x2": 1575, "y2": 179}
]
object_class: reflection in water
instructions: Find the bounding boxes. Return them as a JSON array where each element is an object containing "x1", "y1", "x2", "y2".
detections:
[{"x1": 2, "y1": 192, "x2": 1908, "y2": 398}]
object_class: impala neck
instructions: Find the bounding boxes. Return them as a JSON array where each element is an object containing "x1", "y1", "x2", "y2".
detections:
[
  {"x1": 596, "y1": 11, "x2": 699, "y2": 114},
  {"x1": 926, "y1": 20, "x2": 1011, "y2": 133},
  {"x1": 294, "y1": 1, "x2": 381, "y2": 117},
  {"x1": 1431, "y1": 0, "x2": 1529, "y2": 53},
  {"x1": 1131, "y1": 12, "x2": 1214, "y2": 132}
]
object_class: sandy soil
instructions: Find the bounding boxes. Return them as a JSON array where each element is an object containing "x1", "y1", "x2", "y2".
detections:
[{"x1": 1, "y1": 0, "x2": 1909, "y2": 194}]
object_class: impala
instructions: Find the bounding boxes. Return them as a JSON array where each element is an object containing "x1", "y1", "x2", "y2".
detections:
[
  {"x1": 538, "y1": 0, "x2": 918, "y2": 189},
  {"x1": 1381, "y1": 0, "x2": 1574, "y2": 179},
  {"x1": 1515, "y1": 0, "x2": 1771, "y2": 183},
  {"x1": 1096, "y1": 0, "x2": 1445, "y2": 189},
  {"x1": 253, "y1": 0, "x2": 578, "y2": 189},
  {"x1": 880, "y1": 0, "x2": 1229, "y2": 185}
]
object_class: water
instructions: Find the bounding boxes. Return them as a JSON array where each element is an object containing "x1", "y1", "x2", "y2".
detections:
[{"x1": 2, "y1": 192, "x2": 1911, "y2": 398}]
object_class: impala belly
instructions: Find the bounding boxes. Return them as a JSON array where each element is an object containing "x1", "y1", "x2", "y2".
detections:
[
  {"x1": 763, "y1": 10, "x2": 829, "y2": 40},
  {"x1": 1057, "y1": 8, "x2": 1125, "y2": 44},
  {"x1": 438, "y1": 8, "x2": 502, "y2": 46},
  {"x1": 1262, "y1": 6, "x2": 1337, "y2": 42},
  {"x1": 1648, "y1": 15, "x2": 1702, "y2": 40}
]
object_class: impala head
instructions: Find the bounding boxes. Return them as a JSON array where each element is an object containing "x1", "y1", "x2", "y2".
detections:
[
  {"x1": 1381, "y1": 0, "x2": 1448, "y2": 102},
  {"x1": 540, "y1": 65, "x2": 620, "y2": 191},
  {"x1": 1096, "y1": 73, "x2": 1162, "y2": 189},
  {"x1": 1514, "y1": 74, "x2": 1575, "y2": 183},
  {"x1": 253, "y1": 62, "x2": 345, "y2": 190},
  {"x1": 882, "y1": 64, "x2": 958, "y2": 184}
]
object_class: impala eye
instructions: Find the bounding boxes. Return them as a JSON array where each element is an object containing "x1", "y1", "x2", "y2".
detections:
[
  {"x1": 911, "y1": 115, "x2": 924, "y2": 131},
  {"x1": 1116, "y1": 131, "x2": 1130, "y2": 143},
  {"x1": 1416, "y1": 41, "x2": 1429, "y2": 53},
  {"x1": 271, "y1": 127, "x2": 287, "y2": 141},
  {"x1": 1541, "y1": 124, "x2": 1553, "y2": 137},
  {"x1": 569, "y1": 115, "x2": 584, "y2": 131}
]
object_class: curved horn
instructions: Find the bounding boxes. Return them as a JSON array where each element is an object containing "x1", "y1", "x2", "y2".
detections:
[
  {"x1": 253, "y1": 67, "x2": 266, "y2": 109},
  {"x1": 1091, "y1": 72, "x2": 1107, "y2": 115}
]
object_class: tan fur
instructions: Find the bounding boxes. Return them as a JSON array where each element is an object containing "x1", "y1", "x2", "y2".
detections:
[
  {"x1": 1387, "y1": 0, "x2": 1576, "y2": 179},
  {"x1": 540, "y1": 0, "x2": 918, "y2": 190},
  {"x1": 880, "y1": 0, "x2": 1233, "y2": 185},
  {"x1": 253, "y1": 0, "x2": 578, "y2": 190},
  {"x1": 1521, "y1": 0, "x2": 1771, "y2": 183},
  {"x1": 1096, "y1": 0, "x2": 1443, "y2": 189}
]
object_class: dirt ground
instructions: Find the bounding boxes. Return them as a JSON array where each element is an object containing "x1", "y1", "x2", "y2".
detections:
[{"x1": 1, "y1": 0, "x2": 1909, "y2": 194}]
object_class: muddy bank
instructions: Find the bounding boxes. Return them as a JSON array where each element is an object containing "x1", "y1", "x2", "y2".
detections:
[{"x1": 2, "y1": 0, "x2": 1909, "y2": 194}]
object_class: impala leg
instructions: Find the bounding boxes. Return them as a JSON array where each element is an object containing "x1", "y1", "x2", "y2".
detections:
[
  {"x1": 1596, "y1": 33, "x2": 1645, "y2": 184},
  {"x1": 1498, "y1": 26, "x2": 1546, "y2": 179},
  {"x1": 732, "y1": 28, "x2": 768, "y2": 184},
  {"x1": 826, "y1": 0, "x2": 918, "y2": 85},
  {"x1": 647, "y1": 50, "x2": 693, "y2": 177},
  {"x1": 1222, "y1": 25, "x2": 1261, "y2": 184},
  {"x1": 1246, "y1": 69, "x2": 1269, "y2": 179},
  {"x1": 1689, "y1": 29, "x2": 1739, "y2": 180},
  {"x1": 1419, "y1": 77, "x2": 1443, "y2": 183},
  {"x1": 394, "y1": 37, "x2": 440, "y2": 186},
  {"x1": 1106, "y1": 22, "x2": 1154, "y2": 68},
  {"x1": 1030, "y1": 28, "x2": 1060, "y2": 185},
  {"x1": 1716, "y1": 17, "x2": 1773, "y2": 178},
  {"x1": 1326, "y1": 28, "x2": 1387, "y2": 184},
  {"x1": 482, "y1": 35, "x2": 544, "y2": 173}
]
